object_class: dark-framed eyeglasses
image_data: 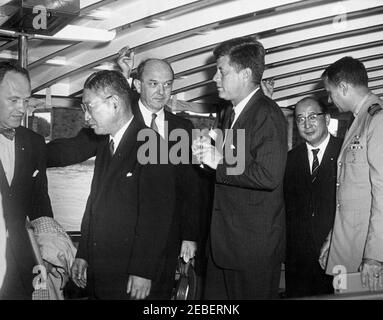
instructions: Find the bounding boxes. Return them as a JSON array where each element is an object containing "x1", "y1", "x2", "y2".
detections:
[
  {"x1": 81, "y1": 95, "x2": 113, "y2": 114},
  {"x1": 295, "y1": 112, "x2": 326, "y2": 125}
]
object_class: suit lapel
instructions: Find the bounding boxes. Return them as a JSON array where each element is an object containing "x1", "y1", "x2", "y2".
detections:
[
  {"x1": 0, "y1": 159, "x2": 9, "y2": 195},
  {"x1": 299, "y1": 145, "x2": 312, "y2": 188},
  {"x1": 11, "y1": 128, "x2": 26, "y2": 189},
  {"x1": 102, "y1": 117, "x2": 140, "y2": 185},
  {"x1": 232, "y1": 89, "x2": 263, "y2": 130}
]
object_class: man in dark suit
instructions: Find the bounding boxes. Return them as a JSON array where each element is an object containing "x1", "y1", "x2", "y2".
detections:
[
  {"x1": 193, "y1": 36, "x2": 288, "y2": 299},
  {"x1": 0, "y1": 61, "x2": 53, "y2": 299},
  {"x1": 67, "y1": 70, "x2": 175, "y2": 299},
  {"x1": 284, "y1": 97, "x2": 342, "y2": 297},
  {"x1": 48, "y1": 56, "x2": 202, "y2": 299}
]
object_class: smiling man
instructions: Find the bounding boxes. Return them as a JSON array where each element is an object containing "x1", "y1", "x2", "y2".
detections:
[
  {"x1": 0, "y1": 61, "x2": 53, "y2": 299},
  {"x1": 284, "y1": 97, "x2": 342, "y2": 297}
]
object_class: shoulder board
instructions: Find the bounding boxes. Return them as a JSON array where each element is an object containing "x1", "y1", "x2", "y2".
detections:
[{"x1": 368, "y1": 103, "x2": 383, "y2": 116}]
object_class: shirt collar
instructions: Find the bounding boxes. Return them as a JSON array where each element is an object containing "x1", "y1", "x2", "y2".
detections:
[
  {"x1": 353, "y1": 93, "x2": 371, "y2": 117},
  {"x1": 306, "y1": 132, "x2": 330, "y2": 152},
  {"x1": 110, "y1": 116, "x2": 134, "y2": 150},
  {"x1": 232, "y1": 87, "x2": 259, "y2": 118},
  {"x1": 138, "y1": 99, "x2": 165, "y2": 127}
]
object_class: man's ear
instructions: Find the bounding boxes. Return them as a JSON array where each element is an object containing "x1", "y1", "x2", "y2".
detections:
[
  {"x1": 338, "y1": 81, "x2": 349, "y2": 96},
  {"x1": 133, "y1": 79, "x2": 141, "y2": 93},
  {"x1": 325, "y1": 113, "x2": 331, "y2": 127},
  {"x1": 241, "y1": 68, "x2": 252, "y2": 82}
]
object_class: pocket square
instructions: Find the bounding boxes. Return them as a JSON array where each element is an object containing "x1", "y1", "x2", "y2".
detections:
[
  {"x1": 32, "y1": 170, "x2": 39, "y2": 177},
  {"x1": 230, "y1": 144, "x2": 235, "y2": 150},
  {"x1": 126, "y1": 172, "x2": 133, "y2": 177}
]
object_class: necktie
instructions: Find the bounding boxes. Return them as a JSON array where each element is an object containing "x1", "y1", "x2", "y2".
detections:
[
  {"x1": 151, "y1": 113, "x2": 159, "y2": 133},
  {"x1": 311, "y1": 148, "x2": 320, "y2": 183},
  {"x1": 227, "y1": 107, "x2": 235, "y2": 129},
  {"x1": 109, "y1": 139, "x2": 115, "y2": 156},
  {"x1": 0, "y1": 128, "x2": 15, "y2": 141}
]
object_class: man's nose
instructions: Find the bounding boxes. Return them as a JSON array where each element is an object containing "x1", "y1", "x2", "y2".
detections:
[
  {"x1": 157, "y1": 84, "x2": 165, "y2": 95},
  {"x1": 304, "y1": 118, "x2": 312, "y2": 128},
  {"x1": 213, "y1": 71, "x2": 220, "y2": 83},
  {"x1": 84, "y1": 110, "x2": 92, "y2": 122}
]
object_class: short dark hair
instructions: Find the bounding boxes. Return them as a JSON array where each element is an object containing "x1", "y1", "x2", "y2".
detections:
[
  {"x1": 84, "y1": 70, "x2": 133, "y2": 108},
  {"x1": 136, "y1": 58, "x2": 174, "y2": 81},
  {"x1": 321, "y1": 56, "x2": 368, "y2": 87},
  {"x1": 0, "y1": 61, "x2": 30, "y2": 84},
  {"x1": 213, "y1": 36, "x2": 265, "y2": 84},
  {"x1": 294, "y1": 97, "x2": 328, "y2": 117}
]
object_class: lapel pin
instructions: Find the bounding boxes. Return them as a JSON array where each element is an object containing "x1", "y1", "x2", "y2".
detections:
[
  {"x1": 32, "y1": 170, "x2": 39, "y2": 177},
  {"x1": 126, "y1": 172, "x2": 132, "y2": 177}
]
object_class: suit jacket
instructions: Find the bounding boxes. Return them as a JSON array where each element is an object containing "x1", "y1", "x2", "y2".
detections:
[
  {"x1": 47, "y1": 103, "x2": 200, "y2": 250},
  {"x1": 211, "y1": 89, "x2": 288, "y2": 271},
  {"x1": 75, "y1": 117, "x2": 175, "y2": 298},
  {"x1": 327, "y1": 93, "x2": 383, "y2": 274},
  {"x1": 0, "y1": 126, "x2": 53, "y2": 299},
  {"x1": 284, "y1": 135, "x2": 342, "y2": 270}
]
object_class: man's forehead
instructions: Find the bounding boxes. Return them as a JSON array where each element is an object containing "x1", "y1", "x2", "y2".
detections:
[
  {"x1": 296, "y1": 101, "x2": 321, "y2": 114},
  {"x1": 142, "y1": 61, "x2": 173, "y2": 80},
  {"x1": 0, "y1": 71, "x2": 30, "y2": 94}
]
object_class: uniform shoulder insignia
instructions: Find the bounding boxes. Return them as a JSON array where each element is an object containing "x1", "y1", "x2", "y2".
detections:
[{"x1": 368, "y1": 103, "x2": 383, "y2": 116}]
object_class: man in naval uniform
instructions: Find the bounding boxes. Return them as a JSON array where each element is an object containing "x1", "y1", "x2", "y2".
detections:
[{"x1": 319, "y1": 56, "x2": 383, "y2": 291}]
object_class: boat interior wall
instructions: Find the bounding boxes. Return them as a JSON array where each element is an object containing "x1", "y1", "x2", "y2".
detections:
[{"x1": 0, "y1": 0, "x2": 381, "y2": 115}]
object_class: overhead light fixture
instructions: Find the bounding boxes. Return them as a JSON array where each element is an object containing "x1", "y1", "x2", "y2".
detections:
[
  {"x1": 35, "y1": 24, "x2": 116, "y2": 42},
  {"x1": 82, "y1": 8, "x2": 112, "y2": 20},
  {"x1": 145, "y1": 18, "x2": 166, "y2": 28}
]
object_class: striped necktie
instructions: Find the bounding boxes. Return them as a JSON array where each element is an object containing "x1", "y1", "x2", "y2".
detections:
[
  {"x1": 311, "y1": 148, "x2": 320, "y2": 183},
  {"x1": 151, "y1": 113, "x2": 159, "y2": 133}
]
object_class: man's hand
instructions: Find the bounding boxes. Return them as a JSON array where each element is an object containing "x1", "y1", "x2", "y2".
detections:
[
  {"x1": 43, "y1": 260, "x2": 61, "y2": 278},
  {"x1": 180, "y1": 240, "x2": 197, "y2": 263},
  {"x1": 71, "y1": 258, "x2": 88, "y2": 289},
  {"x1": 192, "y1": 136, "x2": 223, "y2": 169},
  {"x1": 117, "y1": 46, "x2": 134, "y2": 79},
  {"x1": 318, "y1": 234, "x2": 331, "y2": 270},
  {"x1": 360, "y1": 259, "x2": 383, "y2": 291},
  {"x1": 127, "y1": 275, "x2": 151, "y2": 300}
]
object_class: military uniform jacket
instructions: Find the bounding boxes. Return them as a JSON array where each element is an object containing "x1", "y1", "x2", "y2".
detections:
[{"x1": 326, "y1": 93, "x2": 383, "y2": 274}]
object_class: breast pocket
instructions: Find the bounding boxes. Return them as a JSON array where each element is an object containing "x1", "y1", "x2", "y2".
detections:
[{"x1": 344, "y1": 144, "x2": 366, "y2": 164}]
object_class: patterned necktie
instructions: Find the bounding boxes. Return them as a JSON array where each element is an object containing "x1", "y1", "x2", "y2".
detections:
[
  {"x1": 151, "y1": 113, "x2": 159, "y2": 133},
  {"x1": 0, "y1": 128, "x2": 15, "y2": 141},
  {"x1": 311, "y1": 148, "x2": 320, "y2": 183},
  {"x1": 109, "y1": 139, "x2": 115, "y2": 156}
]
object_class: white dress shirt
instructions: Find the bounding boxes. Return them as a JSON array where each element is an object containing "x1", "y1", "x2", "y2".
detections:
[
  {"x1": 109, "y1": 117, "x2": 134, "y2": 154},
  {"x1": 0, "y1": 134, "x2": 15, "y2": 185},
  {"x1": 138, "y1": 100, "x2": 165, "y2": 139},
  {"x1": 230, "y1": 87, "x2": 259, "y2": 129},
  {"x1": 306, "y1": 133, "x2": 331, "y2": 174}
]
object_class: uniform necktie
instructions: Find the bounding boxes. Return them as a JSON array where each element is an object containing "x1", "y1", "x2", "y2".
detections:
[
  {"x1": 109, "y1": 139, "x2": 115, "y2": 156},
  {"x1": 151, "y1": 113, "x2": 159, "y2": 133},
  {"x1": 311, "y1": 148, "x2": 320, "y2": 183},
  {"x1": 0, "y1": 128, "x2": 15, "y2": 141}
]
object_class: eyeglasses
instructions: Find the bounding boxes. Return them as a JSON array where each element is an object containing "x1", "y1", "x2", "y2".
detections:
[
  {"x1": 81, "y1": 95, "x2": 112, "y2": 114},
  {"x1": 295, "y1": 112, "x2": 326, "y2": 125}
]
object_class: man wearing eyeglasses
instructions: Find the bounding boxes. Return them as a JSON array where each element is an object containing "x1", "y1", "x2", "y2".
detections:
[
  {"x1": 284, "y1": 97, "x2": 342, "y2": 297},
  {"x1": 68, "y1": 70, "x2": 175, "y2": 299},
  {"x1": 0, "y1": 61, "x2": 53, "y2": 299}
]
